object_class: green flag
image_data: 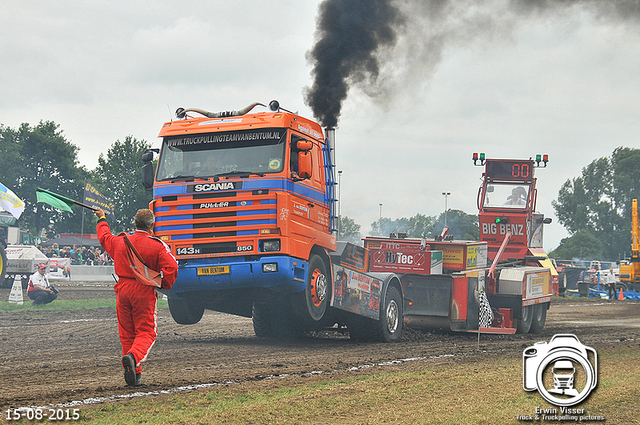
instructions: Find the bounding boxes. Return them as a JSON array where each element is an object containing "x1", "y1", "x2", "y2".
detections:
[{"x1": 36, "y1": 188, "x2": 75, "y2": 212}]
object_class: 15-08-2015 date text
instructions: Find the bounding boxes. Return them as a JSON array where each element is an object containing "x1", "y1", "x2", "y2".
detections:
[{"x1": 5, "y1": 408, "x2": 80, "y2": 421}]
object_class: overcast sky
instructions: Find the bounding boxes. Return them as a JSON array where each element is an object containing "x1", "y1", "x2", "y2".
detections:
[{"x1": 2, "y1": 1, "x2": 640, "y2": 253}]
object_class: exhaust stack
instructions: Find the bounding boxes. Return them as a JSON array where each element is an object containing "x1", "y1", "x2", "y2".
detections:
[{"x1": 325, "y1": 127, "x2": 336, "y2": 170}]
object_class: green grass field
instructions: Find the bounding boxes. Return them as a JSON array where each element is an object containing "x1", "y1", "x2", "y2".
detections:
[
  {"x1": 0, "y1": 298, "x2": 168, "y2": 312},
  {"x1": 68, "y1": 344, "x2": 640, "y2": 425}
]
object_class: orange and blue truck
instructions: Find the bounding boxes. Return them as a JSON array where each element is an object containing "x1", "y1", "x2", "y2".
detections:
[{"x1": 142, "y1": 101, "x2": 556, "y2": 341}]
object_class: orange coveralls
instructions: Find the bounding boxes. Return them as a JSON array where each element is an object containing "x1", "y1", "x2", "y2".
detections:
[{"x1": 97, "y1": 219, "x2": 178, "y2": 374}]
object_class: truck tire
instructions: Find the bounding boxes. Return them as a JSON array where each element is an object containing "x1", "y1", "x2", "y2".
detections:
[
  {"x1": 0, "y1": 246, "x2": 7, "y2": 288},
  {"x1": 374, "y1": 285, "x2": 403, "y2": 342},
  {"x1": 292, "y1": 254, "x2": 330, "y2": 325},
  {"x1": 252, "y1": 303, "x2": 273, "y2": 338},
  {"x1": 529, "y1": 303, "x2": 548, "y2": 334},
  {"x1": 168, "y1": 297, "x2": 204, "y2": 325},
  {"x1": 348, "y1": 285, "x2": 403, "y2": 343},
  {"x1": 253, "y1": 302, "x2": 302, "y2": 339},
  {"x1": 517, "y1": 305, "x2": 534, "y2": 334},
  {"x1": 347, "y1": 315, "x2": 376, "y2": 342}
]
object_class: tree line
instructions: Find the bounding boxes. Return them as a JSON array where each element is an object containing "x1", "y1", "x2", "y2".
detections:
[
  {"x1": 1, "y1": 120, "x2": 638, "y2": 262},
  {"x1": 550, "y1": 147, "x2": 640, "y2": 261},
  {"x1": 0, "y1": 121, "x2": 152, "y2": 236}
]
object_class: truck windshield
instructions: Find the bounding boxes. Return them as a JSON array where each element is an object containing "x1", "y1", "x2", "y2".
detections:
[
  {"x1": 156, "y1": 128, "x2": 287, "y2": 181},
  {"x1": 483, "y1": 183, "x2": 530, "y2": 209}
]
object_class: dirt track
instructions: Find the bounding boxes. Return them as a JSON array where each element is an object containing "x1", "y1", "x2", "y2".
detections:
[{"x1": 1, "y1": 283, "x2": 639, "y2": 410}]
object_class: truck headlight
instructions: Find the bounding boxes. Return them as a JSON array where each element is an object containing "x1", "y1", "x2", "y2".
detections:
[
  {"x1": 260, "y1": 239, "x2": 280, "y2": 252},
  {"x1": 263, "y1": 263, "x2": 278, "y2": 273}
]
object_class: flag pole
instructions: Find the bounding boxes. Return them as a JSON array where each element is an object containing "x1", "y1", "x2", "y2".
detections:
[
  {"x1": 80, "y1": 182, "x2": 86, "y2": 242},
  {"x1": 70, "y1": 199, "x2": 100, "y2": 211},
  {"x1": 36, "y1": 187, "x2": 100, "y2": 212}
]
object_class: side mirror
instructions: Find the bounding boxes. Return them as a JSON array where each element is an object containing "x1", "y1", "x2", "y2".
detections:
[
  {"x1": 142, "y1": 162, "x2": 154, "y2": 190},
  {"x1": 297, "y1": 140, "x2": 313, "y2": 151},
  {"x1": 141, "y1": 148, "x2": 159, "y2": 163},
  {"x1": 297, "y1": 151, "x2": 312, "y2": 180},
  {"x1": 141, "y1": 149, "x2": 159, "y2": 190}
]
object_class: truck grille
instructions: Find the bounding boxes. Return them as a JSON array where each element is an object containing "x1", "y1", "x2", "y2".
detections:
[{"x1": 154, "y1": 187, "x2": 277, "y2": 256}]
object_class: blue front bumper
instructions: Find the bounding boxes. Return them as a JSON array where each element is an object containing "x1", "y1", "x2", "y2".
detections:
[{"x1": 167, "y1": 255, "x2": 308, "y2": 295}]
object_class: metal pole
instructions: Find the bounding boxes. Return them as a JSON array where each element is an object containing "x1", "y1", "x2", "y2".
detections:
[
  {"x1": 338, "y1": 170, "x2": 342, "y2": 238},
  {"x1": 442, "y1": 192, "x2": 450, "y2": 227}
]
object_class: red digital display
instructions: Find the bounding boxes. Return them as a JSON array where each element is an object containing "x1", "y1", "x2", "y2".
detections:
[{"x1": 485, "y1": 160, "x2": 534, "y2": 180}]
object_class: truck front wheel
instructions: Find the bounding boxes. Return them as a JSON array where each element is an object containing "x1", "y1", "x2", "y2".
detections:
[
  {"x1": 292, "y1": 254, "x2": 330, "y2": 325},
  {"x1": 168, "y1": 297, "x2": 204, "y2": 325}
]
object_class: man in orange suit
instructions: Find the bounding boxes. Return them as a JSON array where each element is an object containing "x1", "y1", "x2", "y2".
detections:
[{"x1": 95, "y1": 207, "x2": 177, "y2": 386}]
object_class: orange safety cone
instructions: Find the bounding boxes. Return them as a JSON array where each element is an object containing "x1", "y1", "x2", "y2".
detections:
[{"x1": 618, "y1": 288, "x2": 624, "y2": 301}]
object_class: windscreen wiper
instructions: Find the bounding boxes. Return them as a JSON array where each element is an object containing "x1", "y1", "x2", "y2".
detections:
[
  {"x1": 167, "y1": 173, "x2": 195, "y2": 182},
  {"x1": 213, "y1": 171, "x2": 265, "y2": 178}
]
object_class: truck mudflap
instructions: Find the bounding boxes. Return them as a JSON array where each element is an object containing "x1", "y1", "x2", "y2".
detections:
[
  {"x1": 329, "y1": 242, "x2": 397, "y2": 320},
  {"x1": 330, "y1": 261, "x2": 394, "y2": 320},
  {"x1": 402, "y1": 272, "x2": 517, "y2": 334}
]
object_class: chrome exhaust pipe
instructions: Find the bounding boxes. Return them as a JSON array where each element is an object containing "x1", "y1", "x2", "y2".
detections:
[
  {"x1": 325, "y1": 127, "x2": 336, "y2": 170},
  {"x1": 176, "y1": 102, "x2": 265, "y2": 119}
]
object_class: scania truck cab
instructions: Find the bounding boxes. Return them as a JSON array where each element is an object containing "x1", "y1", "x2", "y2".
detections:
[{"x1": 142, "y1": 101, "x2": 337, "y2": 336}]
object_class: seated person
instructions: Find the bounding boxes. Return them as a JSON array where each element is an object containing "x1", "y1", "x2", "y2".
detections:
[
  {"x1": 27, "y1": 264, "x2": 58, "y2": 305},
  {"x1": 505, "y1": 187, "x2": 527, "y2": 206}
]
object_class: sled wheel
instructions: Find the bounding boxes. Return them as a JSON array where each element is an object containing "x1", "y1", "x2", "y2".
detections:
[
  {"x1": 517, "y1": 305, "x2": 534, "y2": 334},
  {"x1": 529, "y1": 303, "x2": 548, "y2": 334}
]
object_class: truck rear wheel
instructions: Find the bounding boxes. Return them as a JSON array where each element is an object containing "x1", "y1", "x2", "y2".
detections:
[
  {"x1": 168, "y1": 297, "x2": 204, "y2": 325},
  {"x1": 348, "y1": 285, "x2": 403, "y2": 343},
  {"x1": 529, "y1": 303, "x2": 548, "y2": 334},
  {"x1": 517, "y1": 305, "x2": 534, "y2": 334},
  {"x1": 375, "y1": 285, "x2": 403, "y2": 342},
  {"x1": 252, "y1": 301, "x2": 303, "y2": 339},
  {"x1": 292, "y1": 254, "x2": 330, "y2": 325}
]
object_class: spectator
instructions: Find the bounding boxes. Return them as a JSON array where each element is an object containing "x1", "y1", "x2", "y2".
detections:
[
  {"x1": 85, "y1": 246, "x2": 97, "y2": 265},
  {"x1": 607, "y1": 269, "x2": 617, "y2": 300},
  {"x1": 70, "y1": 245, "x2": 83, "y2": 265},
  {"x1": 99, "y1": 249, "x2": 112, "y2": 265},
  {"x1": 27, "y1": 263, "x2": 58, "y2": 305}
]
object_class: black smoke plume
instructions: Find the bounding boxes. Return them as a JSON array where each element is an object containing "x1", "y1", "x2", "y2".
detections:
[
  {"x1": 304, "y1": 0, "x2": 405, "y2": 128},
  {"x1": 305, "y1": 0, "x2": 640, "y2": 129}
]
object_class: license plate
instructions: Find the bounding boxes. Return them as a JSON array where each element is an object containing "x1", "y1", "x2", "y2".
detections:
[{"x1": 197, "y1": 266, "x2": 229, "y2": 275}]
